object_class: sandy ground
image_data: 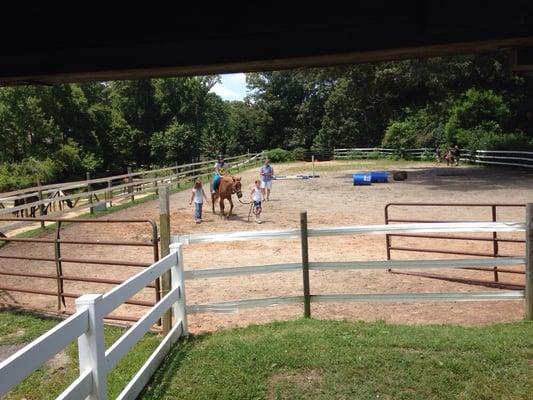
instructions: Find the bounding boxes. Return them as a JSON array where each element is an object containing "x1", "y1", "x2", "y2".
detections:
[{"x1": 0, "y1": 160, "x2": 531, "y2": 333}]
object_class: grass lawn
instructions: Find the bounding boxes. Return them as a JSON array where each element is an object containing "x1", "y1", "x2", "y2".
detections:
[
  {"x1": 141, "y1": 318, "x2": 533, "y2": 400},
  {"x1": 0, "y1": 309, "x2": 161, "y2": 400},
  {"x1": 2, "y1": 311, "x2": 533, "y2": 399}
]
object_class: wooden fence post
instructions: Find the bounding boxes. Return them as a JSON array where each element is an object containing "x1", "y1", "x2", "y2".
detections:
[
  {"x1": 300, "y1": 210, "x2": 311, "y2": 318},
  {"x1": 37, "y1": 179, "x2": 45, "y2": 229},
  {"x1": 54, "y1": 221, "x2": 65, "y2": 309},
  {"x1": 107, "y1": 179, "x2": 112, "y2": 207},
  {"x1": 76, "y1": 294, "x2": 107, "y2": 399},
  {"x1": 526, "y1": 203, "x2": 533, "y2": 320},
  {"x1": 159, "y1": 186, "x2": 172, "y2": 334},
  {"x1": 127, "y1": 166, "x2": 134, "y2": 203},
  {"x1": 86, "y1": 172, "x2": 93, "y2": 214}
]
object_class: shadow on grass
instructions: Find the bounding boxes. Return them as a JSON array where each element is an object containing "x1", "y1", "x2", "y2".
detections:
[{"x1": 140, "y1": 334, "x2": 210, "y2": 399}]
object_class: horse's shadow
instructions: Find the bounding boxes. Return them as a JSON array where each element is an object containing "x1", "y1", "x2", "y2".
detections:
[{"x1": 210, "y1": 212, "x2": 248, "y2": 222}]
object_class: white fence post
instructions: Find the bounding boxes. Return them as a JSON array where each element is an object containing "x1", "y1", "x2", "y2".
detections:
[
  {"x1": 171, "y1": 244, "x2": 189, "y2": 336},
  {"x1": 76, "y1": 294, "x2": 107, "y2": 400}
]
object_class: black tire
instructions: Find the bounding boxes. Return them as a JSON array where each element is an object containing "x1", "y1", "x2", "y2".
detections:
[{"x1": 393, "y1": 171, "x2": 408, "y2": 181}]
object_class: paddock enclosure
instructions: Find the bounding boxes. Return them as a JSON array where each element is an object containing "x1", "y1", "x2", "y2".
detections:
[{"x1": 0, "y1": 160, "x2": 531, "y2": 333}]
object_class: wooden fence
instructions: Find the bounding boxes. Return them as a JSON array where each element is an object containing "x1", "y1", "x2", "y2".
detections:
[
  {"x1": 0, "y1": 152, "x2": 263, "y2": 232},
  {"x1": 334, "y1": 148, "x2": 430, "y2": 159}
]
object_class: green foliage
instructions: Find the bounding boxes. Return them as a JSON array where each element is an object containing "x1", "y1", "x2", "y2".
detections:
[
  {"x1": 383, "y1": 121, "x2": 418, "y2": 149},
  {"x1": 265, "y1": 148, "x2": 294, "y2": 163},
  {"x1": 366, "y1": 151, "x2": 382, "y2": 160},
  {"x1": 439, "y1": 88, "x2": 533, "y2": 151},
  {"x1": 0, "y1": 141, "x2": 95, "y2": 191},
  {"x1": 2, "y1": 51, "x2": 533, "y2": 193},
  {"x1": 382, "y1": 107, "x2": 446, "y2": 149},
  {"x1": 348, "y1": 150, "x2": 365, "y2": 159},
  {"x1": 420, "y1": 149, "x2": 434, "y2": 161},
  {"x1": 292, "y1": 147, "x2": 307, "y2": 160},
  {"x1": 150, "y1": 121, "x2": 196, "y2": 165}
]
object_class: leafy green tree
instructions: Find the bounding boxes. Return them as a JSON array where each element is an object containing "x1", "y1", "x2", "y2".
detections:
[{"x1": 150, "y1": 120, "x2": 196, "y2": 165}]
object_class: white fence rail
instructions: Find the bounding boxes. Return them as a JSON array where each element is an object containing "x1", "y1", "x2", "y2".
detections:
[
  {"x1": 173, "y1": 216, "x2": 530, "y2": 316},
  {"x1": 460, "y1": 149, "x2": 533, "y2": 168},
  {"x1": 0, "y1": 251, "x2": 188, "y2": 400},
  {"x1": 2, "y1": 209, "x2": 532, "y2": 398},
  {"x1": 333, "y1": 147, "x2": 533, "y2": 168}
]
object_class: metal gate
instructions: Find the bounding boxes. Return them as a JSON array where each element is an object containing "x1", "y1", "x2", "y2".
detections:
[
  {"x1": 384, "y1": 203, "x2": 526, "y2": 290},
  {"x1": 0, "y1": 217, "x2": 160, "y2": 322}
]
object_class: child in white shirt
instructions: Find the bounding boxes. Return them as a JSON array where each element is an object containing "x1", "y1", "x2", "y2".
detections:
[
  {"x1": 250, "y1": 180, "x2": 263, "y2": 224},
  {"x1": 189, "y1": 180, "x2": 209, "y2": 224}
]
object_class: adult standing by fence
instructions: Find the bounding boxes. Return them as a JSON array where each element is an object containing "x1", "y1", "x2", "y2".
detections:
[{"x1": 260, "y1": 158, "x2": 274, "y2": 201}]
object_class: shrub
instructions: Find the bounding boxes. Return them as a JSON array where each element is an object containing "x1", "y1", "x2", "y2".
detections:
[
  {"x1": 348, "y1": 150, "x2": 364, "y2": 159},
  {"x1": 382, "y1": 121, "x2": 417, "y2": 149},
  {"x1": 265, "y1": 148, "x2": 294, "y2": 163},
  {"x1": 366, "y1": 151, "x2": 382, "y2": 160},
  {"x1": 420, "y1": 149, "x2": 434, "y2": 161},
  {"x1": 292, "y1": 147, "x2": 306, "y2": 161}
]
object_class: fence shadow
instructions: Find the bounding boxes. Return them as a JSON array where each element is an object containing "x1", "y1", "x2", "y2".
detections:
[
  {"x1": 389, "y1": 166, "x2": 533, "y2": 192},
  {"x1": 139, "y1": 334, "x2": 208, "y2": 398}
]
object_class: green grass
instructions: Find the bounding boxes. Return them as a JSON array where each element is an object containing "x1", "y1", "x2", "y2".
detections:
[
  {"x1": 2, "y1": 312, "x2": 533, "y2": 399},
  {"x1": 141, "y1": 319, "x2": 533, "y2": 400},
  {"x1": 0, "y1": 309, "x2": 161, "y2": 400}
]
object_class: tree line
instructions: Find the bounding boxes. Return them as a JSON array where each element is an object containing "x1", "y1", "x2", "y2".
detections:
[{"x1": 1, "y1": 50, "x2": 532, "y2": 190}]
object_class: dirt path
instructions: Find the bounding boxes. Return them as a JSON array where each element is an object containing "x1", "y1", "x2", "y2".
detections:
[{"x1": 1, "y1": 161, "x2": 531, "y2": 333}]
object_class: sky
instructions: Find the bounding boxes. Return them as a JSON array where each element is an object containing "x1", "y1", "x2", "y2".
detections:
[{"x1": 210, "y1": 73, "x2": 248, "y2": 101}]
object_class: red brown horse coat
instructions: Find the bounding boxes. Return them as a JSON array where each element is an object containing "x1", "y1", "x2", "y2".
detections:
[{"x1": 211, "y1": 176, "x2": 242, "y2": 217}]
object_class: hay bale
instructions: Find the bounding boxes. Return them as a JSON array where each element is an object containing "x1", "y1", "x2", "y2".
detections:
[{"x1": 393, "y1": 171, "x2": 408, "y2": 181}]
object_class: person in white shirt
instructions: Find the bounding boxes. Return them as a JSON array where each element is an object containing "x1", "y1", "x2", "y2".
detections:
[
  {"x1": 250, "y1": 180, "x2": 263, "y2": 224},
  {"x1": 189, "y1": 180, "x2": 209, "y2": 223}
]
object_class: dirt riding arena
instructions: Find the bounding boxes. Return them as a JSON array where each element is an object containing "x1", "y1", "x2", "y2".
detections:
[{"x1": 1, "y1": 160, "x2": 531, "y2": 333}]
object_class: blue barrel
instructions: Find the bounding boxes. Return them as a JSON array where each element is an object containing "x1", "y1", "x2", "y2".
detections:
[
  {"x1": 370, "y1": 171, "x2": 388, "y2": 183},
  {"x1": 352, "y1": 173, "x2": 372, "y2": 185}
]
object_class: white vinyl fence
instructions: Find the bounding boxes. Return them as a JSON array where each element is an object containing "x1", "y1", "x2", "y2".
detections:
[
  {"x1": 460, "y1": 149, "x2": 533, "y2": 168},
  {"x1": 174, "y1": 216, "x2": 528, "y2": 315},
  {"x1": 0, "y1": 250, "x2": 188, "y2": 400},
  {"x1": 2, "y1": 209, "x2": 532, "y2": 399}
]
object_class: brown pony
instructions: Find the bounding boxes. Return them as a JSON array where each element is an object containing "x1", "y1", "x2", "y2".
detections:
[{"x1": 211, "y1": 176, "x2": 242, "y2": 218}]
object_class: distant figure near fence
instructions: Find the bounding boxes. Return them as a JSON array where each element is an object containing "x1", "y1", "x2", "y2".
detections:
[
  {"x1": 453, "y1": 145, "x2": 461, "y2": 166},
  {"x1": 435, "y1": 146, "x2": 442, "y2": 163},
  {"x1": 445, "y1": 146, "x2": 454, "y2": 167},
  {"x1": 13, "y1": 196, "x2": 40, "y2": 217}
]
